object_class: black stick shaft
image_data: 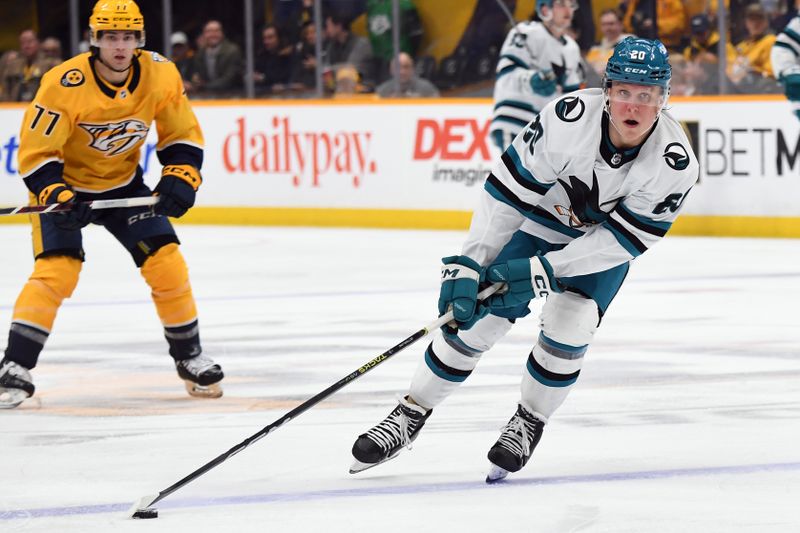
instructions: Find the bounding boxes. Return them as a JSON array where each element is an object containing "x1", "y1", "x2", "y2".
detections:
[
  {"x1": 142, "y1": 282, "x2": 503, "y2": 509},
  {"x1": 0, "y1": 197, "x2": 158, "y2": 216}
]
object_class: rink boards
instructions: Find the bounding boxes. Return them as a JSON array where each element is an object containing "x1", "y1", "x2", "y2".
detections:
[{"x1": 1, "y1": 95, "x2": 799, "y2": 237}]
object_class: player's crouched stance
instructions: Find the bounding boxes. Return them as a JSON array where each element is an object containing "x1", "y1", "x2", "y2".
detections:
[
  {"x1": 351, "y1": 38, "x2": 698, "y2": 481},
  {"x1": 0, "y1": 0, "x2": 222, "y2": 408}
]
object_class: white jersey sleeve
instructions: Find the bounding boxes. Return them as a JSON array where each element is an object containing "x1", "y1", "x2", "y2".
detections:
[{"x1": 772, "y1": 16, "x2": 800, "y2": 80}]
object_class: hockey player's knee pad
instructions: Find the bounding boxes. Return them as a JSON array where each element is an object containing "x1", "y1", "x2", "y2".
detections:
[
  {"x1": 32, "y1": 255, "x2": 82, "y2": 299},
  {"x1": 140, "y1": 243, "x2": 197, "y2": 326},
  {"x1": 539, "y1": 291, "x2": 599, "y2": 348},
  {"x1": 12, "y1": 255, "x2": 82, "y2": 331}
]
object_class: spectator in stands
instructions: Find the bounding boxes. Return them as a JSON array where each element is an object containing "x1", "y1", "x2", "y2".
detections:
[
  {"x1": 254, "y1": 24, "x2": 293, "y2": 94},
  {"x1": 0, "y1": 50, "x2": 18, "y2": 100},
  {"x1": 367, "y1": 0, "x2": 423, "y2": 83},
  {"x1": 728, "y1": 3, "x2": 778, "y2": 92},
  {"x1": 2, "y1": 30, "x2": 60, "y2": 102},
  {"x1": 170, "y1": 31, "x2": 195, "y2": 84},
  {"x1": 585, "y1": 9, "x2": 633, "y2": 81},
  {"x1": 275, "y1": 0, "x2": 315, "y2": 47},
  {"x1": 190, "y1": 20, "x2": 243, "y2": 97},
  {"x1": 376, "y1": 52, "x2": 439, "y2": 97},
  {"x1": 623, "y1": 0, "x2": 688, "y2": 51},
  {"x1": 40, "y1": 37, "x2": 62, "y2": 62},
  {"x1": 289, "y1": 21, "x2": 318, "y2": 90},
  {"x1": 682, "y1": 14, "x2": 734, "y2": 94},
  {"x1": 333, "y1": 63, "x2": 367, "y2": 97},
  {"x1": 323, "y1": 12, "x2": 374, "y2": 87}
]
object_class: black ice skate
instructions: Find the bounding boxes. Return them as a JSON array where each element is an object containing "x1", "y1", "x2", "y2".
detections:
[
  {"x1": 175, "y1": 354, "x2": 224, "y2": 398},
  {"x1": 350, "y1": 396, "x2": 432, "y2": 474},
  {"x1": 486, "y1": 404, "x2": 545, "y2": 483},
  {"x1": 0, "y1": 359, "x2": 35, "y2": 409}
]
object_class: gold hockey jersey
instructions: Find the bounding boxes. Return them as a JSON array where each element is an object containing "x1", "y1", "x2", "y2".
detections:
[{"x1": 18, "y1": 50, "x2": 203, "y2": 194}]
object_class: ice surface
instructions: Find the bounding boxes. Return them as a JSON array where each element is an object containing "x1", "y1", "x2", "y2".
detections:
[{"x1": 1, "y1": 225, "x2": 798, "y2": 532}]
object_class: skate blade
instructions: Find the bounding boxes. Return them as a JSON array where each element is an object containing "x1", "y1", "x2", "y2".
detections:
[
  {"x1": 0, "y1": 388, "x2": 30, "y2": 409},
  {"x1": 349, "y1": 450, "x2": 402, "y2": 474},
  {"x1": 485, "y1": 464, "x2": 510, "y2": 484},
  {"x1": 183, "y1": 380, "x2": 223, "y2": 399}
]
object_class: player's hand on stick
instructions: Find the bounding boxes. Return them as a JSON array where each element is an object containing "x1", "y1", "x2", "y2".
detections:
[
  {"x1": 438, "y1": 255, "x2": 488, "y2": 330},
  {"x1": 530, "y1": 69, "x2": 557, "y2": 97},
  {"x1": 153, "y1": 165, "x2": 201, "y2": 218},
  {"x1": 39, "y1": 183, "x2": 92, "y2": 230},
  {"x1": 485, "y1": 256, "x2": 559, "y2": 309}
]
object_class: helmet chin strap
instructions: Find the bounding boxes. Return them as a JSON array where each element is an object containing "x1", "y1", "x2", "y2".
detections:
[{"x1": 602, "y1": 94, "x2": 660, "y2": 147}]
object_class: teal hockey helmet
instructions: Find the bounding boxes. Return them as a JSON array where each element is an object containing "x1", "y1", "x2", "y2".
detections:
[{"x1": 605, "y1": 37, "x2": 671, "y2": 90}]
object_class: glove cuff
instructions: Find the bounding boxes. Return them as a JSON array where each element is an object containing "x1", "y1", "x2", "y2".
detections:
[
  {"x1": 441, "y1": 255, "x2": 482, "y2": 282},
  {"x1": 38, "y1": 183, "x2": 74, "y2": 205},
  {"x1": 162, "y1": 164, "x2": 202, "y2": 191},
  {"x1": 530, "y1": 256, "x2": 559, "y2": 298}
]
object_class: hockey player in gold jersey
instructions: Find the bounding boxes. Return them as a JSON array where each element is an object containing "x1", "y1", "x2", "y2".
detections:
[{"x1": 0, "y1": 0, "x2": 224, "y2": 408}]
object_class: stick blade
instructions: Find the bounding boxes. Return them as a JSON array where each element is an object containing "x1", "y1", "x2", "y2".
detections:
[{"x1": 127, "y1": 493, "x2": 159, "y2": 518}]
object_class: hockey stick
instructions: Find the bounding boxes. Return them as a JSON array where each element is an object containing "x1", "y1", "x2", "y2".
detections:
[
  {"x1": 129, "y1": 282, "x2": 505, "y2": 518},
  {"x1": 0, "y1": 196, "x2": 159, "y2": 217}
]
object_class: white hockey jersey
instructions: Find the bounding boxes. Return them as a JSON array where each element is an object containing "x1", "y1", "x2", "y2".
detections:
[
  {"x1": 491, "y1": 21, "x2": 583, "y2": 145},
  {"x1": 464, "y1": 89, "x2": 699, "y2": 279},
  {"x1": 771, "y1": 15, "x2": 800, "y2": 80}
]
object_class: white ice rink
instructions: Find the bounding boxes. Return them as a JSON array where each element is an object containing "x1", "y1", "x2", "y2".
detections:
[{"x1": 1, "y1": 224, "x2": 799, "y2": 532}]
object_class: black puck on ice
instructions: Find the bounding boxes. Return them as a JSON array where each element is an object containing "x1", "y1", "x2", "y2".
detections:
[{"x1": 132, "y1": 508, "x2": 159, "y2": 519}]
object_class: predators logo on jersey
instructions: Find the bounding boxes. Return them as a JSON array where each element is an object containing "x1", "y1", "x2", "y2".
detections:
[
  {"x1": 79, "y1": 119, "x2": 149, "y2": 156},
  {"x1": 18, "y1": 51, "x2": 203, "y2": 193}
]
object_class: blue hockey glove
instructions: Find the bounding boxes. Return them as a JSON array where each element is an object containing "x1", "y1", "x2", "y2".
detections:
[
  {"x1": 38, "y1": 183, "x2": 92, "y2": 231},
  {"x1": 153, "y1": 165, "x2": 202, "y2": 218},
  {"x1": 438, "y1": 255, "x2": 488, "y2": 330},
  {"x1": 485, "y1": 256, "x2": 559, "y2": 309},
  {"x1": 781, "y1": 73, "x2": 800, "y2": 101},
  {"x1": 530, "y1": 70, "x2": 557, "y2": 97}
]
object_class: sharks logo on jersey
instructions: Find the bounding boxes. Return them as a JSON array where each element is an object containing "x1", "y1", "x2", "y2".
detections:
[
  {"x1": 663, "y1": 142, "x2": 690, "y2": 170},
  {"x1": 555, "y1": 96, "x2": 585, "y2": 122},
  {"x1": 555, "y1": 173, "x2": 609, "y2": 228},
  {"x1": 78, "y1": 119, "x2": 149, "y2": 156}
]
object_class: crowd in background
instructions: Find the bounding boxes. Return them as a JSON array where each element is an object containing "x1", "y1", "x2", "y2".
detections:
[{"x1": 0, "y1": 0, "x2": 793, "y2": 102}]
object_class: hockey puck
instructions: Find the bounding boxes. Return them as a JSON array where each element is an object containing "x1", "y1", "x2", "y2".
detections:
[{"x1": 132, "y1": 508, "x2": 159, "y2": 519}]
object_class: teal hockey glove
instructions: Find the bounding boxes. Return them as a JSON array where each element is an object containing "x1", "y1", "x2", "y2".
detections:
[
  {"x1": 530, "y1": 70, "x2": 557, "y2": 97},
  {"x1": 438, "y1": 255, "x2": 488, "y2": 330},
  {"x1": 485, "y1": 256, "x2": 559, "y2": 309}
]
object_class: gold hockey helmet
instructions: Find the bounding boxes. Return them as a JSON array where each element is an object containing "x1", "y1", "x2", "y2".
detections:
[{"x1": 89, "y1": 0, "x2": 146, "y2": 48}]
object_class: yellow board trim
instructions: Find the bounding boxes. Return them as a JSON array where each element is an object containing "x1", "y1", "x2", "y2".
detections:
[{"x1": 3, "y1": 207, "x2": 800, "y2": 237}]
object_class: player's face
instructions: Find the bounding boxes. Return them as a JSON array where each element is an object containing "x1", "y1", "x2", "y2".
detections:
[
  {"x1": 97, "y1": 31, "x2": 137, "y2": 70},
  {"x1": 607, "y1": 81, "x2": 665, "y2": 147},
  {"x1": 548, "y1": 0, "x2": 577, "y2": 30}
]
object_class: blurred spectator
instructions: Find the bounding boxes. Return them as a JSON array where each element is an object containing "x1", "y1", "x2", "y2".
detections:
[
  {"x1": 40, "y1": 37, "x2": 62, "y2": 62},
  {"x1": 623, "y1": 0, "x2": 688, "y2": 51},
  {"x1": 585, "y1": 9, "x2": 633, "y2": 81},
  {"x1": 289, "y1": 21, "x2": 318, "y2": 90},
  {"x1": 190, "y1": 20, "x2": 243, "y2": 96},
  {"x1": 728, "y1": 3, "x2": 779, "y2": 93},
  {"x1": 275, "y1": 0, "x2": 315, "y2": 46},
  {"x1": 570, "y1": 0, "x2": 597, "y2": 51},
  {"x1": 0, "y1": 50, "x2": 19, "y2": 100},
  {"x1": 324, "y1": 12, "x2": 374, "y2": 87},
  {"x1": 2, "y1": 30, "x2": 60, "y2": 102},
  {"x1": 682, "y1": 14, "x2": 734, "y2": 93},
  {"x1": 254, "y1": 24, "x2": 293, "y2": 94},
  {"x1": 376, "y1": 52, "x2": 439, "y2": 97},
  {"x1": 333, "y1": 63, "x2": 368, "y2": 97},
  {"x1": 668, "y1": 54, "x2": 694, "y2": 95},
  {"x1": 366, "y1": 0, "x2": 423, "y2": 82},
  {"x1": 170, "y1": 31, "x2": 195, "y2": 83}
]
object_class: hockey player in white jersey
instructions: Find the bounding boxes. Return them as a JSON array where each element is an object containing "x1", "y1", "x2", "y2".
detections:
[
  {"x1": 490, "y1": 0, "x2": 583, "y2": 151},
  {"x1": 350, "y1": 37, "x2": 698, "y2": 481},
  {"x1": 771, "y1": 14, "x2": 800, "y2": 120}
]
